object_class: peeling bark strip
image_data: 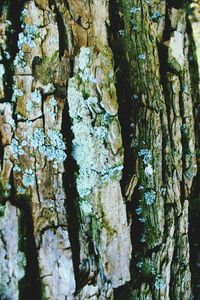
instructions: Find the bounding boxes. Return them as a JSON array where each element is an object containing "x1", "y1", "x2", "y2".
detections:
[{"x1": 0, "y1": 0, "x2": 200, "y2": 299}]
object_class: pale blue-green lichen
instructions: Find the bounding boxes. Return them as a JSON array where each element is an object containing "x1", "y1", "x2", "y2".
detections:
[
  {"x1": 80, "y1": 201, "x2": 93, "y2": 215},
  {"x1": 135, "y1": 207, "x2": 142, "y2": 215},
  {"x1": 154, "y1": 276, "x2": 166, "y2": 290},
  {"x1": 136, "y1": 261, "x2": 143, "y2": 268},
  {"x1": 10, "y1": 138, "x2": 25, "y2": 159},
  {"x1": 139, "y1": 217, "x2": 145, "y2": 223},
  {"x1": 144, "y1": 190, "x2": 156, "y2": 205},
  {"x1": 30, "y1": 90, "x2": 42, "y2": 103},
  {"x1": 46, "y1": 96, "x2": 57, "y2": 119},
  {"x1": 5, "y1": 183, "x2": 11, "y2": 190},
  {"x1": 138, "y1": 53, "x2": 146, "y2": 60},
  {"x1": 150, "y1": 11, "x2": 160, "y2": 21},
  {"x1": 28, "y1": 128, "x2": 66, "y2": 167},
  {"x1": 4, "y1": 51, "x2": 10, "y2": 60},
  {"x1": 138, "y1": 185, "x2": 144, "y2": 190},
  {"x1": 140, "y1": 234, "x2": 146, "y2": 243},
  {"x1": 10, "y1": 127, "x2": 66, "y2": 170},
  {"x1": 138, "y1": 149, "x2": 151, "y2": 164},
  {"x1": 17, "y1": 186, "x2": 26, "y2": 194},
  {"x1": 50, "y1": 96, "x2": 57, "y2": 107},
  {"x1": 21, "y1": 8, "x2": 28, "y2": 18},
  {"x1": 79, "y1": 47, "x2": 90, "y2": 71},
  {"x1": 144, "y1": 164, "x2": 153, "y2": 176},
  {"x1": 13, "y1": 165, "x2": 21, "y2": 173},
  {"x1": 26, "y1": 89, "x2": 42, "y2": 112},
  {"x1": 22, "y1": 169, "x2": 35, "y2": 187},
  {"x1": 130, "y1": 7, "x2": 141, "y2": 14},
  {"x1": 78, "y1": 47, "x2": 97, "y2": 83},
  {"x1": 68, "y1": 75, "x2": 123, "y2": 198},
  {"x1": 14, "y1": 9, "x2": 40, "y2": 67},
  {"x1": 11, "y1": 86, "x2": 24, "y2": 102},
  {"x1": 0, "y1": 64, "x2": 5, "y2": 78},
  {"x1": 139, "y1": 149, "x2": 153, "y2": 176}
]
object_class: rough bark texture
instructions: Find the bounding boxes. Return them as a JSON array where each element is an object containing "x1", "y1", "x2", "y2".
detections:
[{"x1": 0, "y1": 0, "x2": 200, "y2": 299}]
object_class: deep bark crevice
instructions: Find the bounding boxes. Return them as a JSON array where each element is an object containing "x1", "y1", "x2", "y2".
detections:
[
  {"x1": 0, "y1": 134, "x2": 4, "y2": 170},
  {"x1": 189, "y1": 171, "x2": 200, "y2": 300},
  {"x1": 187, "y1": 11, "x2": 200, "y2": 299},
  {"x1": 108, "y1": 0, "x2": 136, "y2": 195},
  {"x1": 7, "y1": 0, "x2": 26, "y2": 60},
  {"x1": 1, "y1": 0, "x2": 26, "y2": 104},
  {"x1": 51, "y1": 2, "x2": 67, "y2": 58},
  {"x1": 9, "y1": 171, "x2": 43, "y2": 300},
  {"x1": 61, "y1": 82, "x2": 81, "y2": 291}
]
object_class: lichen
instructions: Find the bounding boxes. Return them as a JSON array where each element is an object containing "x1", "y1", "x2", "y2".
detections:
[
  {"x1": 130, "y1": 7, "x2": 141, "y2": 14},
  {"x1": 144, "y1": 164, "x2": 153, "y2": 176},
  {"x1": 0, "y1": 64, "x2": 5, "y2": 78},
  {"x1": 14, "y1": 9, "x2": 40, "y2": 67},
  {"x1": 11, "y1": 86, "x2": 24, "y2": 103},
  {"x1": 138, "y1": 53, "x2": 146, "y2": 60},
  {"x1": 10, "y1": 138, "x2": 25, "y2": 159},
  {"x1": 154, "y1": 275, "x2": 166, "y2": 290},
  {"x1": 138, "y1": 149, "x2": 152, "y2": 164},
  {"x1": 26, "y1": 89, "x2": 42, "y2": 112},
  {"x1": 144, "y1": 190, "x2": 156, "y2": 205},
  {"x1": 135, "y1": 207, "x2": 142, "y2": 215},
  {"x1": 22, "y1": 169, "x2": 35, "y2": 187},
  {"x1": 150, "y1": 11, "x2": 160, "y2": 21},
  {"x1": 13, "y1": 165, "x2": 21, "y2": 173},
  {"x1": 80, "y1": 201, "x2": 93, "y2": 215},
  {"x1": 78, "y1": 47, "x2": 96, "y2": 83},
  {"x1": 28, "y1": 128, "x2": 66, "y2": 167},
  {"x1": 68, "y1": 79, "x2": 123, "y2": 198},
  {"x1": 17, "y1": 186, "x2": 26, "y2": 194}
]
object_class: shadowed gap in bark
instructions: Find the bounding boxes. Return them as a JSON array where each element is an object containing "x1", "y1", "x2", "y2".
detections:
[
  {"x1": 7, "y1": 0, "x2": 26, "y2": 58},
  {"x1": 0, "y1": 134, "x2": 4, "y2": 170},
  {"x1": 49, "y1": 0, "x2": 69, "y2": 58},
  {"x1": 187, "y1": 10, "x2": 200, "y2": 299},
  {"x1": 108, "y1": 0, "x2": 135, "y2": 194},
  {"x1": 61, "y1": 80, "x2": 81, "y2": 291},
  {"x1": 0, "y1": 1, "x2": 4, "y2": 16},
  {"x1": 108, "y1": 2, "x2": 157, "y2": 297},
  {"x1": 9, "y1": 170, "x2": 43, "y2": 300},
  {"x1": 2, "y1": 0, "x2": 26, "y2": 103},
  {"x1": 189, "y1": 171, "x2": 200, "y2": 300}
]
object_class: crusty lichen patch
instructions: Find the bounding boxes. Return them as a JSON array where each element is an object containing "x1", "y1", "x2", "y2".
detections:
[{"x1": 68, "y1": 47, "x2": 124, "y2": 198}]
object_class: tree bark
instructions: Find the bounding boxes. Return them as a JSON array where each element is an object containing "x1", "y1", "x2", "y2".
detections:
[{"x1": 0, "y1": 0, "x2": 199, "y2": 299}]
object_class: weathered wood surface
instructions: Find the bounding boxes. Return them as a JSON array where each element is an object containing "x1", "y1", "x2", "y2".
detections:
[{"x1": 0, "y1": 1, "x2": 200, "y2": 299}]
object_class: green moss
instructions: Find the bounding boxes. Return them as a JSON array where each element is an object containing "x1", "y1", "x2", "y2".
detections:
[
  {"x1": 168, "y1": 57, "x2": 182, "y2": 73},
  {"x1": 0, "y1": 204, "x2": 5, "y2": 217},
  {"x1": 90, "y1": 195, "x2": 116, "y2": 247},
  {"x1": 33, "y1": 51, "x2": 60, "y2": 85},
  {"x1": 97, "y1": 196, "x2": 116, "y2": 237},
  {"x1": 0, "y1": 179, "x2": 11, "y2": 201},
  {"x1": 91, "y1": 215, "x2": 101, "y2": 246}
]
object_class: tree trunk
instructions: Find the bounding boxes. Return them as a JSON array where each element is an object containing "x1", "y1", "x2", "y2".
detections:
[{"x1": 0, "y1": 0, "x2": 199, "y2": 299}]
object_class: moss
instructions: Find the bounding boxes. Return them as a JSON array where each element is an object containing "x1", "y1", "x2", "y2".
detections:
[
  {"x1": 33, "y1": 51, "x2": 60, "y2": 85},
  {"x1": 168, "y1": 56, "x2": 182, "y2": 73},
  {"x1": 91, "y1": 215, "x2": 101, "y2": 246},
  {"x1": 97, "y1": 196, "x2": 116, "y2": 237},
  {"x1": 16, "y1": 96, "x2": 27, "y2": 117},
  {"x1": 0, "y1": 179, "x2": 11, "y2": 202},
  {"x1": 0, "y1": 204, "x2": 5, "y2": 217},
  {"x1": 90, "y1": 196, "x2": 116, "y2": 246}
]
